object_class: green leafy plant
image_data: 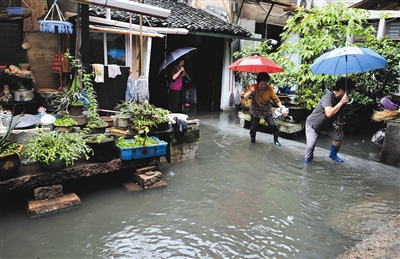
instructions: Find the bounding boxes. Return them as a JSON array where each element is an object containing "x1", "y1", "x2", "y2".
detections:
[
  {"x1": 53, "y1": 115, "x2": 78, "y2": 127},
  {"x1": 23, "y1": 131, "x2": 93, "y2": 166},
  {"x1": 114, "y1": 102, "x2": 170, "y2": 130},
  {"x1": 0, "y1": 110, "x2": 21, "y2": 156},
  {"x1": 115, "y1": 134, "x2": 158, "y2": 148},
  {"x1": 71, "y1": 100, "x2": 85, "y2": 106},
  {"x1": 84, "y1": 134, "x2": 114, "y2": 144}
]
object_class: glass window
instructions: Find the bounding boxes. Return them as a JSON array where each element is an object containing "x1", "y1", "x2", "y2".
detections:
[{"x1": 89, "y1": 32, "x2": 127, "y2": 66}]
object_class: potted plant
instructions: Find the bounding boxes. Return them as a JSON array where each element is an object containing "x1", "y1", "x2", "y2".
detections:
[
  {"x1": 52, "y1": 52, "x2": 98, "y2": 117},
  {"x1": 23, "y1": 131, "x2": 93, "y2": 171},
  {"x1": 114, "y1": 112, "x2": 131, "y2": 128},
  {"x1": 84, "y1": 133, "x2": 116, "y2": 162},
  {"x1": 115, "y1": 126, "x2": 167, "y2": 160},
  {"x1": 114, "y1": 102, "x2": 170, "y2": 131},
  {"x1": 53, "y1": 115, "x2": 78, "y2": 132},
  {"x1": 0, "y1": 112, "x2": 23, "y2": 181}
]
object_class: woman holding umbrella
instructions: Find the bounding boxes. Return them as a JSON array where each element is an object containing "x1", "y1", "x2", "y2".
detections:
[
  {"x1": 243, "y1": 72, "x2": 287, "y2": 146},
  {"x1": 169, "y1": 58, "x2": 187, "y2": 113}
]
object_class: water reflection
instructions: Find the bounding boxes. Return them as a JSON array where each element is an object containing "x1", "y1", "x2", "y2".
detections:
[{"x1": 0, "y1": 111, "x2": 399, "y2": 259}]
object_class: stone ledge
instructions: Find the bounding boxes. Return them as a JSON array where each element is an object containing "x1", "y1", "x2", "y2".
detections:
[
  {"x1": 336, "y1": 214, "x2": 400, "y2": 259},
  {"x1": 0, "y1": 157, "x2": 159, "y2": 193}
]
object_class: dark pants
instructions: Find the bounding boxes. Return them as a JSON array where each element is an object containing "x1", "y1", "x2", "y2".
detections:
[
  {"x1": 170, "y1": 89, "x2": 182, "y2": 113},
  {"x1": 250, "y1": 114, "x2": 279, "y2": 141}
]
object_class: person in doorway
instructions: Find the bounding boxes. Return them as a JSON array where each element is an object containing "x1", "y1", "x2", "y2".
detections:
[
  {"x1": 169, "y1": 58, "x2": 186, "y2": 113},
  {"x1": 243, "y1": 72, "x2": 287, "y2": 146},
  {"x1": 304, "y1": 77, "x2": 355, "y2": 164}
]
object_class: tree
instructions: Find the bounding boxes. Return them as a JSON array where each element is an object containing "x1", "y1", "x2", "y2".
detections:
[{"x1": 233, "y1": 2, "x2": 400, "y2": 113}]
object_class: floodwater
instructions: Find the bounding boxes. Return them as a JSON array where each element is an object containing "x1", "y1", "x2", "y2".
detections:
[{"x1": 1, "y1": 109, "x2": 399, "y2": 259}]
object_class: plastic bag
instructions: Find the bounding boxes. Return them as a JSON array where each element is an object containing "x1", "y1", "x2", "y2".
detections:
[{"x1": 371, "y1": 128, "x2": 386, "y2": 145}]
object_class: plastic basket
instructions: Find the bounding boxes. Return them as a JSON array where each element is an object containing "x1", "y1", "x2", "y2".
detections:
[
  {"x1": 6, "y1": 7, "x2": 24, "y2": 16},
  {"x1": 117, "y1": 136, "x2": 167, "y2": 160}
]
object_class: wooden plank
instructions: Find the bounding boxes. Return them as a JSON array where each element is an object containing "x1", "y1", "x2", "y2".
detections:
[
  {"x1": 69, "y1": 0, "x2": 171, "y2": 18},
  {"x1": 88, "y1": 25, "x2": 165, "y2": 38},
  {"x1": 65, "y1": 13, "x2": 189, "y2": 35}
]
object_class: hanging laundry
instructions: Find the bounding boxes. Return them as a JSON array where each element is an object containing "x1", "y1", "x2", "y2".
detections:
[
  {"x1": 92, "y1": 64, "x2": 104, "y2": 83},
  {"x1": 108, "y1": 65, "x2": 122, "y2": 78}
]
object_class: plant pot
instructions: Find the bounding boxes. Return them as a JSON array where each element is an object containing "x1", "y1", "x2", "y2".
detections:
[
  {"x1": 85, "y1": 135, "x2": 116, "y2": 162},
  {"x1": 0, "y1": 144, "x2": 23, "y2": 181},
  {"x1": 117, "y1": 116, "x2": 130, "y2": 128},
  {"x1": 91, "y1": 127, "x2": 107, "y2": 134},
  {"x1": 54, "y1": 125, "x2": 73, "y2": 132},
  {"x1": 99, "y1": 116, "x2": 114, "y2": 127},
  {"x1": 68, "y1": 105, "x2": 84, "y2": 116},
  {"x1": 38, "y1": 156, "x2": 66, "y2": 172}
]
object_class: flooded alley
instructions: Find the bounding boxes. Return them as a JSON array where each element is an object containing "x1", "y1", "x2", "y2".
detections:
[{"x1": 0, "y1": 110, "x2": 399, "y2": 259}]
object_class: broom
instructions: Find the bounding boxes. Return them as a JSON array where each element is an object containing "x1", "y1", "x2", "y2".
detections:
[{"x1": 371, "y1": 109, "x2": 400, "y2": 122}]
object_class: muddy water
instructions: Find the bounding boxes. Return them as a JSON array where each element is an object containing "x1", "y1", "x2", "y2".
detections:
[{"x1": 0, "y1": 111, "x2": 399, "y2": 259}]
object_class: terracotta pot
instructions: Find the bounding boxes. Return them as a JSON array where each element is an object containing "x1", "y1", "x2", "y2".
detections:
[{"x1": 0, "y1": 144, "x2": 23, "y2": 181}]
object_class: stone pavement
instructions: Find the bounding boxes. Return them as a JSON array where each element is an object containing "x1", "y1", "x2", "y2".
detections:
[{"x1": 336, "y1": 214, "x2": 400, "y2": 259}]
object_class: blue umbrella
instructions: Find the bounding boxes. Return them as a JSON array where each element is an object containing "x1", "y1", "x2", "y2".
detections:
[
  {"x1": 159, "y1": 47, "x2": 197, "y2": 74},
  {"x1": 310, "y1": 47, "x2": 386, "y2": 76},
  {"x1": 108, "y1": 49, "x2": 126, "y2": 60}
]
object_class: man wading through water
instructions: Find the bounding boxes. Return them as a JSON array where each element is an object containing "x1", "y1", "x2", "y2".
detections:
[
  {"x1": 244, "y1": 72, "x2": 287, "y2": 146},
  {"x1": 304, "y1": 77, "x2": 354, "y2": 164}
]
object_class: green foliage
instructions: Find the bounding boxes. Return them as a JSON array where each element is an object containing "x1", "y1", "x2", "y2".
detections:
[
  {"x1": 84, "y1": 134, "x2": 114, "y2": 144},
  {"x1": 114, "y1": 102, "x2": 170, "y2": 129},
  {"x1": 0, "y1": 110, "x2": 20, "y2": 155},
  {"x1": 23, "y1": 131, "x2": 93, "y2": 166},
  {"x1": 233, "y1": 2, "x2": 400, "y2": 111},
  {"x1": 53, "y1": 115, "x2": 78, "y2": 127},
  {"x1": 115, "y1": 135, "x2": 158, "y2": 148}
]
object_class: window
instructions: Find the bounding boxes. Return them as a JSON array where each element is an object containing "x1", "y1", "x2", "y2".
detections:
[
  {"x1": 88, "y1": 32, "x2": 128, "y2": 66},
  {"x1": 387, "y1": 21, "x2": 400, "y2": 39},
  {"x1": 0, "y1": 20, "x2": 27, "y2": 64}
]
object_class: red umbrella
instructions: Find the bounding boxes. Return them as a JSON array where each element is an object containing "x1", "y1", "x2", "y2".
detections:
[{"x1": 228, "y1": 55, "x2": 283, "y2": 74}]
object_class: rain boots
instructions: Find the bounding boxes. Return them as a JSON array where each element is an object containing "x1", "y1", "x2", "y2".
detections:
[
  {"x1": 273, "y1": 131, "x2": 281, "y2": 147},
  {"x1": 329, "y1": 144, "x2": 343, "y2": 162}
]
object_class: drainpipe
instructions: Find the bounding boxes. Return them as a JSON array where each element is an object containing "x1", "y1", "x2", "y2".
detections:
[
  {"x1": 377, "y1": 18, "x2": 386, "y2": 40},
  {"x1": 235, "y1": 0, "x2": 245, "y2": 24}
]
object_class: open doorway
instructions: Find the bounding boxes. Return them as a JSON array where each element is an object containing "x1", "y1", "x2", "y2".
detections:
[{"x1": 149, "y1": 34, "x2": 224, "y2": 113}]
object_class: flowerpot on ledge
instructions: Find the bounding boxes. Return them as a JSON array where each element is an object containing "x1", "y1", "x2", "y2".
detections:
[
  {"x1": 117, "y1": 115, "x2": 130, "y2": 128},
  {"x1": 38, "y1": 156, "x2": 66, "y2": 172},
  {"x1": 68, "y1": 104, "x2": 84, "y2": 116},
  {"x1": 0, "y1": 144, "x2": 23, "y2": 181},
  {"x1": 84, "y1": 134, "x2": 116, "y2": 162}
]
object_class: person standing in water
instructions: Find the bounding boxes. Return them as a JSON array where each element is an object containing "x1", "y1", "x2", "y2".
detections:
[
  {"x1": 169, "y1": 58, "x2": 186, "y2": 113},
  {"x1": 304, "y1": 77, "x2": 355, "y2": 164},
  {"x1": 243, "y1": 72, "x2": 286, "y2": 146}
]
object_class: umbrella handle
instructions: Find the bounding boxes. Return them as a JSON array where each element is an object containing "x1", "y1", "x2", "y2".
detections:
[{"x1": 348, "y1": 98, "x2": 354, "y2": 105}]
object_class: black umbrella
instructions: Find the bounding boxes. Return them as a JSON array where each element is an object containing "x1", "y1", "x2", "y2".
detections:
[{"x1": 159, "y1": 47, "x2": 197, "y2": 74}]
